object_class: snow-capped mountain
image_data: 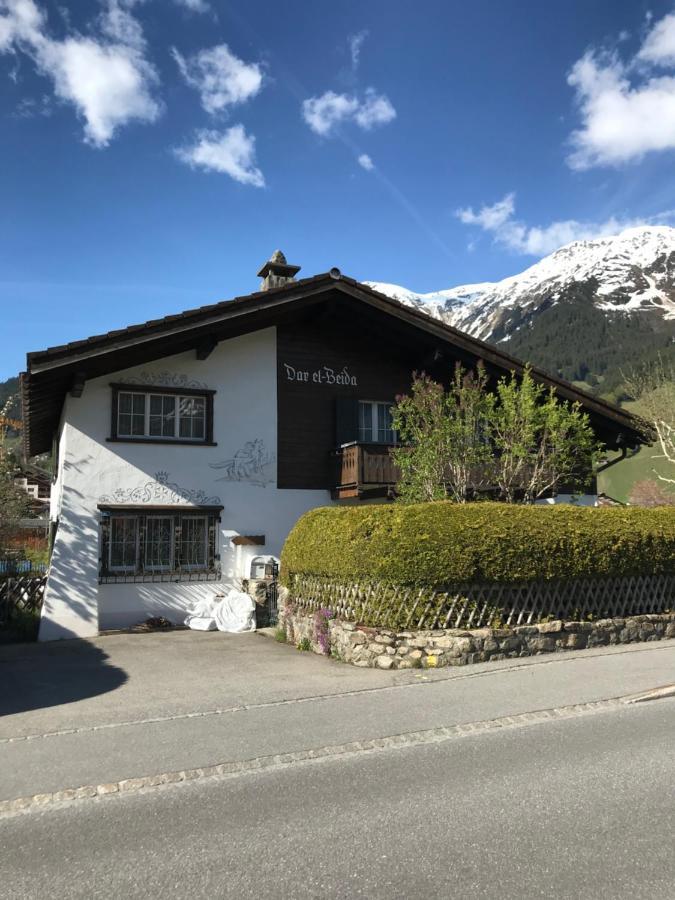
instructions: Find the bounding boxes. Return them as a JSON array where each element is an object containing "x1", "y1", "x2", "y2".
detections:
[{"x1": 367, "y1": 226, "x2": 675, "y2": 344}]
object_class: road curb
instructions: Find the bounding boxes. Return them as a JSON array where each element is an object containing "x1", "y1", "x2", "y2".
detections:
[
  {"x1": 622, "y1": 683, "x2": 675, "y2": 704},
  {"x1": 0, "y1": 695, "x2": 630, "y2": 818}
]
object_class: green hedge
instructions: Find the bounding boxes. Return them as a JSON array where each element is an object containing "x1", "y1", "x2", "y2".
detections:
[{"x1": 281, "y1": 502, "x2": 675, "y2": 586}]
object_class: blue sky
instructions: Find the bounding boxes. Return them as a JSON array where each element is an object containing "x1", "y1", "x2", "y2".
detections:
[{"x1": 2, "y1": 0, "x2": 675, "y2": 379}]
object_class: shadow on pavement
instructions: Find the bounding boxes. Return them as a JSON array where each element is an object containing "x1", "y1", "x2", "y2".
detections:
[{"x1": 0, "y1": 639, "x2": 127, "y2": 719}]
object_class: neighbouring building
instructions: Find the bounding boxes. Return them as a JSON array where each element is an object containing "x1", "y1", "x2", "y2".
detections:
[
  {"x1": 9, "y1": 461, "x2": 50, "y2": 550},
  {"x1": 21, "y1": 253, "x2": 650, "y2": 640}
]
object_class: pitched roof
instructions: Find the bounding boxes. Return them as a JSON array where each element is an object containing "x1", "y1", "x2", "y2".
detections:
[{"x1": 22, "y1": 269, "x2": 652, "y2": 457}]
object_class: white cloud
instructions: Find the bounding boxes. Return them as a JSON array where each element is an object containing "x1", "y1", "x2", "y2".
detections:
[
  {"x1": 357, "y1": 152, "x2": 374, "y2": 171},
  {"x1": 567, "y1": 10, "x2": 675, "y2": 169},
  {"x1": 302, "y1": 87, "x2": 395, "y2": 136},
  {"x1": 173, "y1": 43, "x2": 263, "y2": 115},
  {"x1": 100, "y1": 0, "x2": 145, "y2": 49},
  {"x1": 176, "y1": 125, "x2": 265, "y2": 186},
  {"x1": 637, "y1": 12, "x2": 675, "y2": 66},
  {"x1": 0, "y1": 0, "x2": 161, "y2": 146},
  {"x1": 349, "y1": 30, "x2": 368, "y2": 70},
  {"x1": 302, "y1": 91, "x2": 358, "y2": 135},
  {"x1": 459, "y1": 192, "x2": 515, "y2": 231},
  {"x1": 174, "y1": 0, "x2": 210, "y2": 12},
  {"x1": 457, "y1": 192, "x2": 642, "y2": 257},
  {"x1": 354, "y1": 88, "x2": 396, "y2": 129}
]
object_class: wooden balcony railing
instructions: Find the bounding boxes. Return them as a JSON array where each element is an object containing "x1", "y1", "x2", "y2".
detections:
[{"x1": 332, "y1": 442, "x2": 399, "y2": 499}]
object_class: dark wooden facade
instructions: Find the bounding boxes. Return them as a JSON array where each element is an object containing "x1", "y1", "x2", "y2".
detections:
[{"x1": 276, "y1": 299, "x2": 445, "y2": 491}]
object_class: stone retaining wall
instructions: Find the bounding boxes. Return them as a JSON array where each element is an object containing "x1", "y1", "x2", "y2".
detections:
[{"x1": 280, "y1": 607, "x2": 675, "y2": 669}]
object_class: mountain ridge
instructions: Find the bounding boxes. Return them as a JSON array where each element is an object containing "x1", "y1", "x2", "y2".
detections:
[{"x1": 367, "y1": 225, "x2": 675, "y2": 399}]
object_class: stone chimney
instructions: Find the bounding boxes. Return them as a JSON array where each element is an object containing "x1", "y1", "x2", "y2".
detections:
[{"x1": 257, "y1": 250, "x2": 301, "y2": 291}]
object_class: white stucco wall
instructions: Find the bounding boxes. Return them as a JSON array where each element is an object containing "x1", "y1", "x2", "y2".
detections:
[{"x1": 39, "y1": 327, "x2": 332, "y2": 640}]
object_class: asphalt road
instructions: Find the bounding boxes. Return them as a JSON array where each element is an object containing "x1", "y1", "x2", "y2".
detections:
[
  {"x1": 1, "y1": 698, "x2": 673, "y2": 900},
  {"x1": 2, "y1": 634, "x2": 675, "y2": 802}
]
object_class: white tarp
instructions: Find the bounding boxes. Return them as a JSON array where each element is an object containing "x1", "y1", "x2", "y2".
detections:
[{"x1": 184, "y1": 591, "x2": 256, "y2": 633}]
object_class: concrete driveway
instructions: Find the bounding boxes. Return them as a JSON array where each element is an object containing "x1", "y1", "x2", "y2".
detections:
[{"x1": 0, "y1": 629, "x2": 402, "y2": 740}]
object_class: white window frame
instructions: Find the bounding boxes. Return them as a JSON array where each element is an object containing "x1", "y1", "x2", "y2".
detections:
[
  {"x1": 116, "y1": 390, "x2": 207, "y2": 442},
  {"x1": 358, "y1": 400, "x2": 397, "y2": 444}
]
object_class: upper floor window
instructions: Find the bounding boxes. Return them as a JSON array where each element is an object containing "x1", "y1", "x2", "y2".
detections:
[
  {"x1": 358, "y1": 401, "x2": 396, "y2": 444},
  {"x1": 110, "y1": 385, "x2": 216, "y2": 445}
]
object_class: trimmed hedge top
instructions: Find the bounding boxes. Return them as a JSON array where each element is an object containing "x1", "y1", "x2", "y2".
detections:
[{"x1": 281, "y1": 502, "x2": 675, "y2": 586}]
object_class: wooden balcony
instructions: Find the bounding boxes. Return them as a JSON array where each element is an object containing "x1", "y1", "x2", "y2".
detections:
[{"x1": 332, "y1": 442, "x2": 399, "y2": 500}]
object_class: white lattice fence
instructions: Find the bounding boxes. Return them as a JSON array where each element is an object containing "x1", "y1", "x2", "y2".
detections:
[{"x1": 288, "y1": 573, "x2": 675, "y2": 631}]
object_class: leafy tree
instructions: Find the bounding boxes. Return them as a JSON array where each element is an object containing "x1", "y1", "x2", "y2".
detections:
[
  {"x1": 391, "y1": 365, "x2": 497, "y2": 503},
  {"x1": 490, "y1": 369, "x2": 599, "y2": 503},
  {"x1": 392, "y1": 365, "x2": 599, "y2": 504},
  {"x1": 391, "y1": 374, "x2": 452, "y2": 503}
]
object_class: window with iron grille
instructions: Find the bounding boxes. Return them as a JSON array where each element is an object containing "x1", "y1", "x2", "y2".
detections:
[
  {"x1": 109, "y1": 385, "x2": 215, "y2": 445},
  {"x1": 99, "y1": 509, "x2": 220, "y2": 583}
]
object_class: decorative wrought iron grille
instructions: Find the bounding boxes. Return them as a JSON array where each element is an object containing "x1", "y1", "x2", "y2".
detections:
[{"x1": 99, "y1": 509, "x2": 220, "y2": 583}]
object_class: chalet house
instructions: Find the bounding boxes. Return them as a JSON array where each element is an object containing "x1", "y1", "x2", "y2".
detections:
[{"x1": 22, "y1": 252, "x2": 649, "y2": 641}]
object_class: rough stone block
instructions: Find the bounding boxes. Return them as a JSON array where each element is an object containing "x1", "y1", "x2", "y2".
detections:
[
  {"x1": 490, "y1": 628, "x2": 514, "y2": 639},
  {"x1": 430, "y1": 636, "x2": 457, "y2": 649},
  {"x1": 498, "y1": 636, "x2": 522, "y2": 652},
  {"x1": 376, "y1": 655, "x2": 394, "y2": 669},
  {"x1": 558, "y1": 633, "x2": 587, "y2": 650},
  {"x1": 373, "y1": 634, "x2": 394, "y2": 646},
  {"x1": 538, "y1": 620, "x2": 563, "y2": 634},
  {"x1": 587, "y1": 631, "x2": 610, "y2": 647},
  {"x1": 97, "y1": 783, "x2": 120, "y2": 796},
  {"x1": 527, "y1": 636, "x2": 556, "y2": 652}
]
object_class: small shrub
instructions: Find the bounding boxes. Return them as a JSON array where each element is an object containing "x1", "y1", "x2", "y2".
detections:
[
  {"x1": 296, "y1": 637, "x2": 312, "y2": 652},
  {"x1": 274, "y1": 627, "x2": 287, "y2": 643}
]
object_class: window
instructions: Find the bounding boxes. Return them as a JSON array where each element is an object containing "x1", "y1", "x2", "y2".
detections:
[
  {"x1": 100, "y1": 510, "x2": 220, "y2": 582},
  {"x1": 358, "y1": 401, "x2": 396, "y2": 444},
  {"x1": 109, "y1": 516, "x2": 138, "y2": 572},
  {"x1": 144, "y1": 516, "x2": 173, "y2": 571},
  {"x1": 110, "y1": 385, "x2": 214, "y2": 444},
  {"x1": 180, "y1": 516, "x2": 208, "y2": 569}
]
